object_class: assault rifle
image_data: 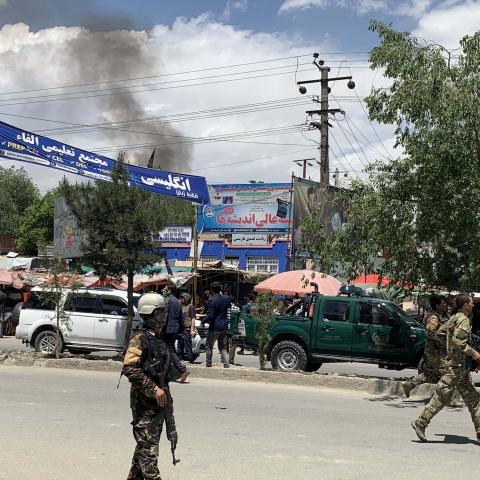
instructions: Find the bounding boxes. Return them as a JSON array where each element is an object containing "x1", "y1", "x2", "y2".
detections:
[{"x1": 144, "y1": 359, "x2": 180, "y2": 466}]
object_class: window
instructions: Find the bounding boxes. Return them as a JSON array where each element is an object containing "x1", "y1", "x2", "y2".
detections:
[
  {"x1": 224, "y1": 257, "x2": 240, "y2": 268},
  {"x1": 65, "y1": 294, "x2": 99, "y2": 313},
  {"x1": 246, "y1": 256, "x2": 279, "y2": 274},
  {"x1": 25, "y1": 292, "x2": 55, "y2": 311},
  {"x1": 359, "y1": 302, "x2": 397, "y2": 327},
  {"x1": 323, "y1": 300, "x2": 350, "y2": 322},
  {"x1": 101, "y1": 297, "x2": 127, "y2": 315}
]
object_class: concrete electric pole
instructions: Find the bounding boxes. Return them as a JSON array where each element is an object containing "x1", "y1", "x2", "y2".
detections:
[
  {"x1": 297, "y1": 53, "x2": 355, "y2": 185},
  {"x1": 293, "y1": 158, "x2": 316, "y2": 179}
]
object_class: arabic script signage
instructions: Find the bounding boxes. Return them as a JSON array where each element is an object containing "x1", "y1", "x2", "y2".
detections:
[
  {"x1": 0, "y1": 121, "x2": 210, "y2": 205},
  {"x1": 231, "y1": 234, "x2": 269, "y2": 246},
  {"x1": 198, "y1": 184, "x2": 292, "y2": 233},
  {"x1": 152, "y1": 226, "x2": 192, "y2": 243}
]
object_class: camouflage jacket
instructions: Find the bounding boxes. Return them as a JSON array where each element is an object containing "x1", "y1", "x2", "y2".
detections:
[
  {"x1": 122, "y1": 330, "x2": 165, "y2": 407},
  {"x1": 423, "y1": 312, "x2": 448, "y2": 368},
  {"x1": 436, "y1": 312, "x2": 476, "y2": 368}
]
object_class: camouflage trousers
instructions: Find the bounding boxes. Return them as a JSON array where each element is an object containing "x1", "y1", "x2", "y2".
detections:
[
  {"x1": 127, "y1": 403, "x2": 164, "y2": 480},
  {"x1": 417, "y1": 366, "x2": 480, "y2": 434},
  {"x1": 404, "y1": 365, "x2": 441, "y2": 390}
]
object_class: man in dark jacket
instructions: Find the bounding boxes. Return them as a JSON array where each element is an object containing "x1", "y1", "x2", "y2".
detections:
[
  {"x1": 164, "y1": 286, "x2": 183, "y2": 341},
  {"x1": 203, "y1": 283, "x2": 231, "y2": 368}
]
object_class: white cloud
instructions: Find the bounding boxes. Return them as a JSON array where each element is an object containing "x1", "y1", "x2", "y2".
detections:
[
  {"x1": 279, "y1": 0, "x2": 328, "y2": 13},
  {"x1": 0, "y1": 16, "x2": 395, "y2": 192},
  {"x1": 222, "y1": 0, "x2": 249, "y2": 20},
  {"x1": 0, "y1": 0, "x2": 7, "y2": 6},
  {"x1": 279, "y1": 0, "x2": 387, "y2": 14},
  {"x1": 414, "y1": 0, "x2": 480, "y2": 47},
  {"x1": 393, "y1": 0, "x2": 432, "y2": 17}
]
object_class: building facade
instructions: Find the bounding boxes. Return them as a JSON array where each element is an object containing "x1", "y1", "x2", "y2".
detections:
[{"x1": 158, "y1": 237, "x2": 288, "y2": 274}]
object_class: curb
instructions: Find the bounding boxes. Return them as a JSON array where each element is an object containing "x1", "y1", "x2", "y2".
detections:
[{"x1": 0, "y1": 351, "x2": 439, "y2": 399}]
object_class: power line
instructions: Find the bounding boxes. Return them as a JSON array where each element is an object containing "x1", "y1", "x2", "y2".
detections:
[
  {"x1": 191, "y1": 147, "x2": 317, "y2": 172},
  {"x1": 328, "y1": 130, "x2": 361, "y2": 180},
  {"x1": 347, "y1": 66, "x2": 392, "y2": 159},
  {"x1": 0, "y1": 52, "x2": 371, "y2": 97}
]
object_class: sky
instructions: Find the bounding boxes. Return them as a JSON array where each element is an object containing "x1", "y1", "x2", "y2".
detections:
[{"x1": 0, "y1": 0, "x2": 479, "y2": 192}]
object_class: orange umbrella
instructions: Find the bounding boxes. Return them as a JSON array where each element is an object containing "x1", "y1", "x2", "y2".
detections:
[{"x1": 254, "y1": 270, "x2": 341, "y2": 297}]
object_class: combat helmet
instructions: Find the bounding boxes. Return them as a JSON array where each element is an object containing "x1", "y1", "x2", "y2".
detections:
[{"x1": 138, "y1": 292, "x2": 166, "y2": 315}]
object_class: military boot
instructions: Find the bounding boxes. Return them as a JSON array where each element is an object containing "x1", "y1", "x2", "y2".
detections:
[
  {"x1": 403, "y1": 381, "x2": 414, "y2": 399},
  {"x1": 411, "y1": 420, "x2": 427, "y2": 442}
]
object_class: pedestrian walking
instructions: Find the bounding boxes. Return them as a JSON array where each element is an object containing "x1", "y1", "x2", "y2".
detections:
[
  {"x1": 403, "y1": 295, "x2": 449, "y2": 398},
  {"x1": 411, "y1": 294, "x2": 480, "y2": 442},
  {"x1": 122, "y1": 292, "x2": 182, "y2": 480},
  {"x1": 177, "y1": 292, "x2": 196, "y2": 363},
  {"x1": 202, "y1": 282, "x2": 231, "y2": 368}
]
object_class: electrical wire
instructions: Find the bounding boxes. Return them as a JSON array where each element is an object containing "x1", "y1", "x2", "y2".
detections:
[
  {"x1": 348, "y1": 66, "x2": 391, "y2": 158},
  {"x1": 0, "y1": 52, "x2": 371, "y2": 97}
]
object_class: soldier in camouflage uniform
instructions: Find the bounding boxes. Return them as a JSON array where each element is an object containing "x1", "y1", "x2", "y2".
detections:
[
  {"x1": 402, "y1": 295, "x2": 449, "y2": 398},
  {"x1": 123, "y1": 292, "x2": 181, "y2": 480},
  {"x1": 412, "y1": 294, "x2": 480, "y2": 442}
]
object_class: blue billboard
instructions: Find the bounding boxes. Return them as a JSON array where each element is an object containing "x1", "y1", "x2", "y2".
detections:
[
  {"x1": 0, "y1": 121, "x2": 209, "y2": 205},
  {"x1": 197, "y1": 183, "x2": 291, "y2": 233}
]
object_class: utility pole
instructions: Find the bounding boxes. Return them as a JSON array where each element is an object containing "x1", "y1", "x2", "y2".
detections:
[
  {"x1": 297, "y1": 53, "x2": 355, "y2": 185},
  {"x1": 293, "y1": 158, "x2": 316, "y2": 179}
]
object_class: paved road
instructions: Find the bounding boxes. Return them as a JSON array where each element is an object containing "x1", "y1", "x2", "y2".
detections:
[
  {"x1": 5, "y1": 335, "x2": 480, "y2": 383},
  {"x1": 0, "y1": 335, "x2": 417, "y2": 379},
  {"x1": 1, "y1": 366, "x2": 479, "y2": 480}
]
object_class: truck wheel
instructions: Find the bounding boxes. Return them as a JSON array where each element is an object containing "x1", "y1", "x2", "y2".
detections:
[
  {"x1": 271, "y1": 340, "x2": 308, "y2": 371},
  {"x1": 34, "y1": 330, "x2": 63, "y2": 354},
  {"x1": 305, "y1": 361, "x2": 322, "y2": 372}
]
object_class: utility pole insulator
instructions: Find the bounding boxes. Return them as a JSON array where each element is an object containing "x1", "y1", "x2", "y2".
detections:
[{"x1": 297, "y1": 55, "x2": 355, "y2": 187}]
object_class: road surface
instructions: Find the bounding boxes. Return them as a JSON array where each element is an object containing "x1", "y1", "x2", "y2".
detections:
[
  {"x1": 1, "y1": 366, "x2": 479, "y2": 480},
  {"x1": 0, "y1": 335, "x2": 418, "y2": 379}
]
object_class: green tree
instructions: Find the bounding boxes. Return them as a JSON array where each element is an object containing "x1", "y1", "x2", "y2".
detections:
[
  {"x1": 252, "y1": 292, "x2": 283, "y2": 370},
  {"x1": 16, "y1": 189, "x2": 60, "y2": 255},
  {"x1": 301, "y1": 23, "x2": 480, "y2": 291},
  {"x1": 0, "y1": 166, "x2": 39, "y2": 237},
  {"x1": 39, "y1": 256, "x2": 80, "y2": 359},
  {"x1": 61, "y1": 153, "x2": 173, "y2": 350}
]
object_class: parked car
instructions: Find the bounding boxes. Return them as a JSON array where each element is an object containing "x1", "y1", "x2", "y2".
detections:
[
  {"x1": 16, "y1": 287, "x2": 141, "y2": 354},
  {"x1": 229, "y1": 295, "x2": 426, "y2": 372}
]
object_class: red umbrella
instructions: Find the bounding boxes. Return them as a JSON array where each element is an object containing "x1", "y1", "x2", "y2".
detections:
[{"x1": 254, "y1": 270, "x2": 341, "y2": 297}]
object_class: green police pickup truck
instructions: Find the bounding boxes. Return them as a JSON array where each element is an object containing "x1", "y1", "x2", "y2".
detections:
[{"x1": 230, "y1": 295, "x2": 425, "y2": 372}]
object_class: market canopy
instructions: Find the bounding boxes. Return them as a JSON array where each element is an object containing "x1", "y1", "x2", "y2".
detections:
[
  {"x1": 0, "y1": 120, "x2": 209, "y2": 204},
  {"x1": 254, "y1": 270, "x2": 341, "y2": 297},
  {"x1": 350, "y1": 274, "x2": 392, "y2": 288}
]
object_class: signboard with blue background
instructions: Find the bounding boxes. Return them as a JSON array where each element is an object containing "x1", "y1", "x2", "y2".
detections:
[
  {"x1": 0, "y1": 120, "x2": 209, "y2": 205},
  {"x1": 198, "y1": 183, "x2": 291, "y2": 233}
]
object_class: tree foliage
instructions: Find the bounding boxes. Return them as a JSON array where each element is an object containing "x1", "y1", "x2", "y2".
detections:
[
  {"x1": 252, "y1": 292, "x2": 283, "y2": 370},
  {"x1": 301, "y1": 23, "x2": 480, "y2": 291},
  {"x1": 16, "y1": 189, "x2": 60, "y2": 255},
  {"x1": 60, "y1": 154, "x2": 180, "y2": 349},
  {"x1": 0, "y1": 166, "x2": 39, "y2": 237}
]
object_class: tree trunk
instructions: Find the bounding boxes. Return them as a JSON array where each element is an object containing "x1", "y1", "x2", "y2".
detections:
[
  {"x1": 123, "y1": 267, "x2": 135, "y2": 354},
  {"x1": 55, "y1": 307, "x2": 60, "y2": 359}
]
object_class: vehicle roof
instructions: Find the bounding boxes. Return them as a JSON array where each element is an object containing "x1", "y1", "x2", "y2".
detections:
[
  {"x1": 30, "y1": 286, "x2": 141, "y2": 297},
  {"x1": 319, "y1": 295, "x2": 395, "y2": 305}
]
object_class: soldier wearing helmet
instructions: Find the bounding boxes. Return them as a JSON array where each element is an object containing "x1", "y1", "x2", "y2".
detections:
[{"x1": 123, "y1": 292, "x2": 184, "y2": 480}]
